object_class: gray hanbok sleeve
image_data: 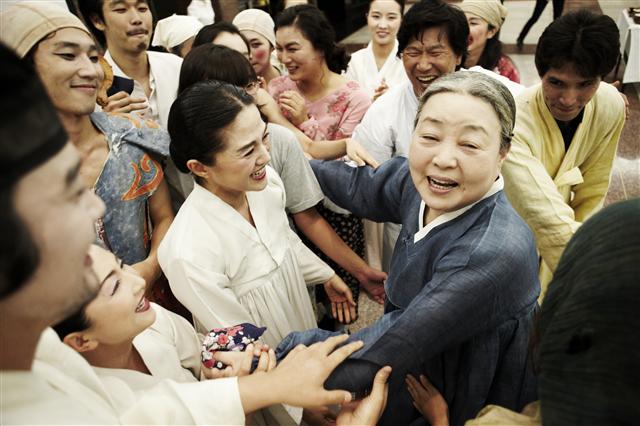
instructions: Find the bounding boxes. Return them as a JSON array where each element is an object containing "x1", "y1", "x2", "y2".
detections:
[
  {"x1": 310, "y1": 156, "x2": 411, "y2": 225},
  {"x1": 276, "y1": 228, "x2": 539, "y2": 396}
]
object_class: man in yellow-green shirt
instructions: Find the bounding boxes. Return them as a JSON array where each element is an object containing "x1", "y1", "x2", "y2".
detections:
[{"x1": 503, "y1": 10, "x2": 626, "y2": 297}]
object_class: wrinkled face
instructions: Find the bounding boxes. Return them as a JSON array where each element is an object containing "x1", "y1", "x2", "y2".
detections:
[
  {"x1": 213, "y1": 32, "x2": 250, "y2": 60},
  {"x1": 83, "y1": 245, "x2": 155, "y2": 345},
  {"x1": 33, "y1": 28, "x2": 104, "y2": 116},
  {"x1": 409, "y1": 92, "x2": 506, "y2": 222},
  {"x1": 402, "y1": 27, "x2": 461, "y2": 98},
  {"x1": 3, "y1": 144, "x2": 105, "y2": 325},
  {"x1": 194, "y1": 104, "x2": 271, "y2": 205},
  {"x1": 241, "y1": 30, "x2": 273, "y2": 76},
  {"x1": 367, "y1": 1, "x2": 402, "y2": 47},
  {"x1": 465, "y1": 13, "x2": 497, "y2": 55},
  {"x1": 276, "y1": 25, "x2": 324, "y2": 83},
  {"x1": 541, "y1": 64, "x2": 600, "y2": 122},
  {"x1": 95, "y1": 0, "x2": 153, "y2": 53}
]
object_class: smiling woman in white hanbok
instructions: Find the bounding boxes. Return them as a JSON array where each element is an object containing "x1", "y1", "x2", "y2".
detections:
[
  {"x1": 158, "y1": 80, "x2": 356, "y2": 347},
  {"x1": 345, "y1": 1, "x2": 407, "y2": 100}
]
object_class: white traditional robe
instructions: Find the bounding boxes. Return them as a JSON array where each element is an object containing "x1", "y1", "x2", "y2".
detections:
[
  {"x1": 92, "y1": 304, "x2": 201, "y2": 389},
  {"x1": 92, "y1": 303, "x2": 301, "y2": 425},
  {"x1": 158, "y1": 167, "x2": 334, "y2": 348},
  {"x1": 0, "y1": 328, "x2": 245, "y2": 424},
  {"x1": 345, "y1": 40, "x2": 408, "y2": 99}
]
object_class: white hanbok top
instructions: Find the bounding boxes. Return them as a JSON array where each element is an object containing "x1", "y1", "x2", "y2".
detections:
[
  {"x1": 93, "y1": 303, "x2": 201, "y2": 389},
  {"x1": 91, "y1": 303, "x2": 302, "y2": 425},
  {"x1": 158, "y1": 167, "x2": 334, "y2": 347},
  {"x1": 0, "y1": 328, "x2": 245, "y2": 424},
  {"x1": 345, "y1": 40, "x2": 408, "y2": 99}
]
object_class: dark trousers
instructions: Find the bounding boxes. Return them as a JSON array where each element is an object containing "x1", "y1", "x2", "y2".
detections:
[{"x1": 518, "y1": 0, "x2": 565, "y2": 43}]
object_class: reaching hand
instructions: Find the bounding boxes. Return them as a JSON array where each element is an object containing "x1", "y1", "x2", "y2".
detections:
[
  {"x1": 278, "y1": 90, "x2": 309, "y2": 126},
  {"x1": 302, "y1": 406, "x2": 337, "y2": 426},
  {"x1": 324, "y1": 274, "x2": 357, "y2": 324},
  {"x1": 355, "y1": 265, "x2": 387, "y2": 305},
  {"x1": 406, "y1": 374, "x2": 449, "y2": 426},
  {"x1": 270, "y1": 334, "x2": 364, "y2": 408},
  {"x1": 345, "y1": 138, "x2": 380, "y2": 168},
  {"x1": 337, "y1": 366, "x2": 392, "y2": 425},
  {"x1": 201, "y1": 343, "x2": 276, "y2": 379}
]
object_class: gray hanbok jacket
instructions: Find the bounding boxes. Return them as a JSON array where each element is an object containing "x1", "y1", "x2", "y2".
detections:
[{"x1": 276, "y1": 157, "x2": 540, "y2": 425}]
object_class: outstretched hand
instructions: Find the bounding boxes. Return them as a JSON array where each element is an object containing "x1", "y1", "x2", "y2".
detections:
[
  {"x1": 345, "y1": 138, "x2": 380, "y2": 168},
  {"x1": 337, "y1": 366, "x2": 392, "y2": 425},
  {"x1": 271, "y1": 334, "x2": 364, "y2": 408},
  {"x1": 355, "y1": 265, "x2": 387, "y2": 305},
  {"x1": 406, "y1": 374, "x2": 449, "y2": 426},
  {"x1": 324, "y1": 274, "x2": 357, "y2": 324},
  {"x1": 202, "y1": 343, "x2": 276, "y2": 379}
]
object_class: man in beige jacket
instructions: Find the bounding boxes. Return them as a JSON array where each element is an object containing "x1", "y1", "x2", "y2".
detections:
[{"x1": 503, "y1": 10, "x2": 626, "y2": 298}]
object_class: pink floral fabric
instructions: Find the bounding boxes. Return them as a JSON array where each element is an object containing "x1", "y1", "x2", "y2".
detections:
[
  {"x1": 495, "y1": 55, "x2": 521, "y2": 84},
  {"x1": 268, "y1": 76, "x2": 371, "y2": 141}
]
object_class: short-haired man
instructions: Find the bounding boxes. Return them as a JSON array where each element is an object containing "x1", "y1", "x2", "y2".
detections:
[
  {"x1": 0, "y1": 44, "x2": 375, "y2": 424},
  {"x1": 1, "y1": 3, "x2": 173, "y2": 288},
  {"x1": 352, "y1": 0, "x2": 524, "y2": 272},
  {"x1": 79, "y1": 0, "x2": 192, "y2": 205},
  {"x1": 502, "y1": 10, "x2": 626, "y2": 297},
  {"x1": 352, "y1": 0, "x2": 469, "y2": 271}
]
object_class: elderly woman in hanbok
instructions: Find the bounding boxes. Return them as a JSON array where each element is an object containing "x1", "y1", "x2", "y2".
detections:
[
  {"x1": 406, "y1": 198, "x2": 640, "y2": 425},
  {"x1": 158, "y1": 81, "x2": 355, "y2": 348},
  {"x1": 275, "y1": 71, "x2": 541, "y2": 425}
]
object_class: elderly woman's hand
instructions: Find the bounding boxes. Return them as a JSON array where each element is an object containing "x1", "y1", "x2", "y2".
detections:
[{"x1": 323, "y1": 275, "x2": 357, "y2": 324}]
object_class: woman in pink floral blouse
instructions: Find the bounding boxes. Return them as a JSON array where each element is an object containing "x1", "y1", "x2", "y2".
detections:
[
  {"x1": 269, "y1": 5, "x2": 371, "y2": 141},
  {"x1": 269, "y1": 4, "x2": 372, "y2": 325}
]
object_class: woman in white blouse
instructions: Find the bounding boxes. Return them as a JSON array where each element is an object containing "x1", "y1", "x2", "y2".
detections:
[
  {"x1": 346, "y1": 0, "x2": 408, "y2": 101},
  {"x1": 158, "y1": 80, "x2": 356, "y2": 347},
  {"x1": 52, "y1": 245, "x2": 379, "y2": 425}
]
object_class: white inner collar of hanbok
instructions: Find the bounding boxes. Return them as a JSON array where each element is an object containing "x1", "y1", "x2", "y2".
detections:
[{"x1": 414, "y1": 175, "x2": 504, "y2": 243}]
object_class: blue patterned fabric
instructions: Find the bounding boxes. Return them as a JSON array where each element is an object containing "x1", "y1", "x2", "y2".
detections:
[
  {"x1": 276, "y1": 157, "x2": 541, "y2": 426},
  {"x1": 91, "y1": 112, "x2": 170, "y2": 265}
]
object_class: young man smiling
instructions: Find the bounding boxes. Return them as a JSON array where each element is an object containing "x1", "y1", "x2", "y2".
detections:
[
  {"x1": 1, "y1": 3, "x2": 174, "y2": 289},
  {"x1": 79, "y1": 0, "x2": 192, "y2": 207},
  {"x1": 502, "y1": 10, "x2": 626, "y2": 298},
  {"x1": 351, "y1": 0, "x2": 468, "y2": 272}
]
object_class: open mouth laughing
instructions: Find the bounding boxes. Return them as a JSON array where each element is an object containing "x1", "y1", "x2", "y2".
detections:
[
  {"x1": 251, "y1": 166, "x2": 267, "y2": 181},
  {"x1": 135, "y1": 296, "x2": 150, "y2": 313},
  {"x1": 428, "y1": 176, "x2": 459, "y2": 193},
  {"x1": 416, "y1": 75, "x2": 437, "y2": 86}
]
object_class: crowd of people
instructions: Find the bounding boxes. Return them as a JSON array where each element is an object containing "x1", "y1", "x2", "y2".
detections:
[{"x1": 0, "y1": 0, "x2": 636, "y2": 425}]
